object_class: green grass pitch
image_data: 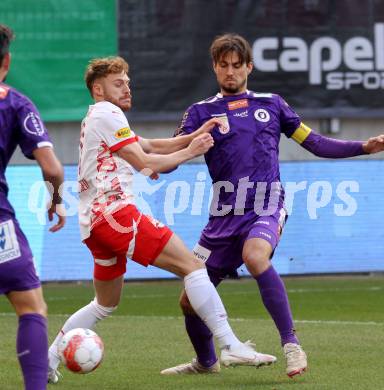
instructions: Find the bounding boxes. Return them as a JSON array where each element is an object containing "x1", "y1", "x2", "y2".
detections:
[{"x1": 0, "y1": 275, "x2": 383, "y2": 389}]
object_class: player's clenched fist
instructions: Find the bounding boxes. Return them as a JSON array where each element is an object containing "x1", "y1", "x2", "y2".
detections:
[{"x1": 188, "y1": 133, "x2": 214, "y2": 156}]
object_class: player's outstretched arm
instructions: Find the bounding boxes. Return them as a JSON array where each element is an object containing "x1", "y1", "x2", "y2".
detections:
[
  {"x1": 292, "y1": 122, "x2": 372, "y2": 158},
  {"x1": 33, "y1": 147, "x2": 66, "y2": 232},
  {"x1": 117, "y1": 133, "x2": 214, "y2": 173},
  {"x1": 139, "y1": 118, "x2": 220, "y2": 154}
]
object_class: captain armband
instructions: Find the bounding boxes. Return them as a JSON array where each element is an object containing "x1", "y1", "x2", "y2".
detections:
[{"x1": 291, "y1": 123, "x2": 312, "y2": 144}]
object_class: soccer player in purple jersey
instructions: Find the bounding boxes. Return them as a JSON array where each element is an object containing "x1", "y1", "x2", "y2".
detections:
[
  {"x1": 161, "y1": 33, "x2": 384, "y2": 377},
  {"x1": 0, "y1": 25, "x2": 65, "y2": 389}
]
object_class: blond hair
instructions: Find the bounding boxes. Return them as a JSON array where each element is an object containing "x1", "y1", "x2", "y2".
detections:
[{"x1": 85, "y1": 56, "x2": 129, "y2": 96}]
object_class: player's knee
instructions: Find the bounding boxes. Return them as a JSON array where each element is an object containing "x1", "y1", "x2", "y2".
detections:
[
  {"x1": 243, "y1": 250, "x2": 268, "y2": 265},
  {"x1": 91, "y1": 298, "x2": 117, "y2": 320},
  {"x1": 243, "y1": 249, "x2": 271, "y2": 276},
  {"x1": 243, "y1": 238, "x2": 272, "y2": 263}
]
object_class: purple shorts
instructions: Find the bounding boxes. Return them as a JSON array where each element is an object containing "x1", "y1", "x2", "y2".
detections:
[
  {"x1": 0, "y1": 218, "x2": 40, "y2": 295},
  {"x1": 193, "y1": 207, "x2": 287, "y2": 278}
]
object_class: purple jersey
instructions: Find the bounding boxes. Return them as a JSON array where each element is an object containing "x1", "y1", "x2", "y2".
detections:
[
  {"x1": 0, "y1": 83, "x2": 52, "y2": 217},
  {"x1": 176, "y1": 90, "x2": 300, "y2": 212}
]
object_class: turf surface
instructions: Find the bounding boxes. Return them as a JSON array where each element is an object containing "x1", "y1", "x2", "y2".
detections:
[{"x1": 0, "y1": 275, "x2": 383, "y2": 389}]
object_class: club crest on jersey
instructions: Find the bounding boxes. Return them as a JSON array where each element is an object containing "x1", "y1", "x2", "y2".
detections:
[
  {"x1": 114, "y1": 127, "x2": 131, "y2": 139},
  {"x1": 211, "y1": 114, "x2": 230, "y2": 134},
  {"x1": 254, "y1": 109, "x2": 270, "y2": 123},
  {"x1": 227, "y1": 99, "x2": 248, "y2": 110},
  {"x1": 23, "y1": 112, "x2": 45, "y2": 136}
]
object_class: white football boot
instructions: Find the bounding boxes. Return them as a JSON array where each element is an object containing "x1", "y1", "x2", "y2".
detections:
[
  {"x1": 220, "y1": 340, "x2": 277, "y2": 367},
  {"x1": 47, "y1": 368, "x2": 62, "y2": 384},
  {"x1": 161, "y1": 358, "x2": 220, "y2": 375},
  {"x1": 283, "y1": 343, "x2": 307, "y2": 377}
]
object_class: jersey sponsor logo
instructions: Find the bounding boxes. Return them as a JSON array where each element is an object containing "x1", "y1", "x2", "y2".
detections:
[
  {"x1": 0, "y1": 85, "x2": 10, "y2": 99},
  {"x1": 23, "y1": 112, "x2": 45, "y2": 136},
  {"x1": 114, "y1": 127, "x2": 132, "y2": 139},
  {"x1": 211, "y1": 113, "x2": 230, "y2": 134},
  {"x1": 254, "y1": 109, "x2": 270, "y2": 122},
  {"x1": 193, "y1": 243, "x2": 211, "y2": 263},
  {"x1": 233, "y1": 110, "x2": 248, "y2": 118},
  {"x1": 0, "y1": 220, "x2": 21, "y2": 264},
  {"x1": 227, "y1": 99, "x2": 249, "y2": 110}
]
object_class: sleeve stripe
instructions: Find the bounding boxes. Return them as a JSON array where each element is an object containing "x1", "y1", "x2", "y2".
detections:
[
  {"x1": 291, "y1": 123, "x2": 312, "y2": 144},
  {"x1": 110, "y1": 136, "x2": 138, "y2": 152},
  {"x1": 37, "y1": 141, "x2": 53, "y2": 148}
]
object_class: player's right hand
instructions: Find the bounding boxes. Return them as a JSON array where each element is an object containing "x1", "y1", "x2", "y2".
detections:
[{"x1": 188, "y1": 133, "x2": 214, "y2": 156}]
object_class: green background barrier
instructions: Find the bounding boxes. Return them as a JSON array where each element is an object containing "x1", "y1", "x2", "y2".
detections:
[{"x1": 1, "y1": 0, "x2": 117, "y2": 121}]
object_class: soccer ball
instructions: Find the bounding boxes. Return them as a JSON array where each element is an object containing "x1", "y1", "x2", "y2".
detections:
[{"x1": 58, "y1": 328, "x2": 104, "y2": 374}]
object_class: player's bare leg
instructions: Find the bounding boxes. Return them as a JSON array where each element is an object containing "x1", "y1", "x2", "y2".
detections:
[
  {"x1": 93, "y1": 275, "x2": 125, "y2": 307},
  {"x1": 7, "y1": 287, "x2": 47, "y2": 317},
  {"x1": 243, "y1": 237, "x2": 307, "y2": 377}
]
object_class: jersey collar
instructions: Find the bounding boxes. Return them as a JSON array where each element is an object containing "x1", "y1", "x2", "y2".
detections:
[{"x1": 215, "y1": 90, "x2": 250, "y2": 99}]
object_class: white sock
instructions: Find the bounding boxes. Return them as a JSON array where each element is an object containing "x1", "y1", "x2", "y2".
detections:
[
  {"x1": 184, "y1": 268, "x2": 241, "y2": 350},
  {"x1": 48, "y1": 298, "x2": 116, "y2": 370}
]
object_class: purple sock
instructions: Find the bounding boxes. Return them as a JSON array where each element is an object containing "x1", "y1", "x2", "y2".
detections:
[
  {"x1": 17, "y1": 313, "x2": 48, "y2": 390},
  {"x1": 185, "y1": 314, "x2": 217, "y2": 367},
  {"x1": 255, "y1": 266, "x2": 299, "y2": 346}
]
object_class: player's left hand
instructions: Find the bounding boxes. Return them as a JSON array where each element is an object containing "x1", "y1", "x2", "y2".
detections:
[
  {"x1": 362, "y1": 134, "x2": 384, "y2": 154},
  {"x1": 48, "y1": 203, "x2": 66, "y2": 232}
]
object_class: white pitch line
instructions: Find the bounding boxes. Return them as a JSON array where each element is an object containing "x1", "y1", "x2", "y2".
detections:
[
  {"x1": 293, "y1": 319, "x2": 382, "y2": 326},
  {"x1": 43, "y1": 286, "x2": 383, "y2": 301},
  {"x1": 0, "y1": 313, "x2": 382, "y2": 326}
]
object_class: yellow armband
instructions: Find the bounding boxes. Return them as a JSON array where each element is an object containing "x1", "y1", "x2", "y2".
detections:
[{"x1": 291, "y1": 123, "x2": 312, "y2": 144}]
